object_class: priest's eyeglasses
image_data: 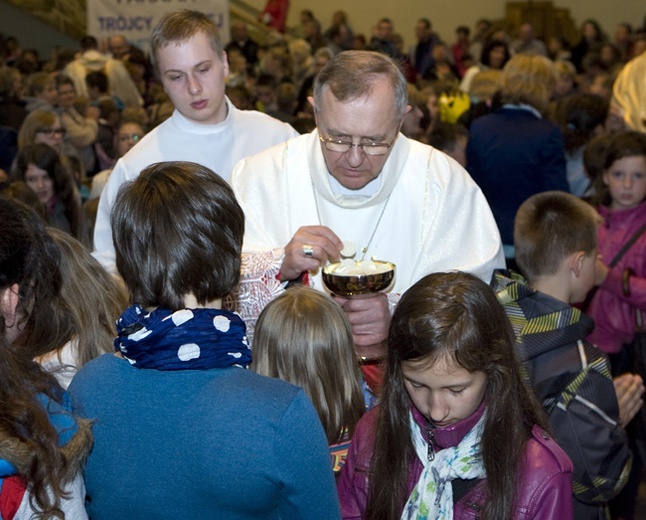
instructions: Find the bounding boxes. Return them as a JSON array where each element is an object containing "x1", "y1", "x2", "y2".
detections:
[{"x1": 318, "y1": 134, "x2": 394, "y2": 156}]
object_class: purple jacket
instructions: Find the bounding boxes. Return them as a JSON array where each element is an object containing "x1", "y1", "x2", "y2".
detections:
[
  {"x1": 337, "y1": 401, "x2": 573, "y2": 519},
  {"x1": 588, "y1": 202, "x2": 646, "y2": 353}
]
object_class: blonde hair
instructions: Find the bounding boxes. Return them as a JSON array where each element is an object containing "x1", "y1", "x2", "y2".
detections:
[
  {"x1": 252, "y1": 286, "x2": 364, "y2": 444},
  {"x1": 17, "y1": 109, "x2": 59, "y2": 150},
  {"x1": 500, "y1": 54, "x2": 557, "y2": 114},
  {"x1": 24, "y1": 228, "x2": 128, "y2": 367},
  {"x1": 553, "y1": 59, "x2": 576, "y2": 80},
  {"x1": 469, "y1": 69, "x2": 503, "y2": 102}
]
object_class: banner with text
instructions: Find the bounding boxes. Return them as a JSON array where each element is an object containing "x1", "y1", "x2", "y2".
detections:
[{"x1": 88, "y1": 0, "x2": 230, "y2": 54}]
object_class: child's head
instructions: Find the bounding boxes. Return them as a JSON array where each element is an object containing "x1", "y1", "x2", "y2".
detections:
[
  {"x1": 427, "y1": 122, "x2": 469, "y2": 167},
  {"x1": 253, "y1": 286, "x2": 364, "y2": 444},
  {"x1": 85, "y1": 70, "x2": 109, "y2": 98},
  {"x1": 594, "y1": 131, "x2": 646, "y2": 210},
  {"x1": 111, "y1": 161, "x2": 244, "y2": 311},
  {"x1": 514, "y1": 192, "x2": 600, "y2": 296},
  {"x1": 386, "y1": 271, "x2": 517, "y2": 426}
]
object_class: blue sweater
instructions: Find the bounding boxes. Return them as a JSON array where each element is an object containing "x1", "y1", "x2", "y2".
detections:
[{"x1": 69, "y1": 354, "x2": 341, "y2": 519}]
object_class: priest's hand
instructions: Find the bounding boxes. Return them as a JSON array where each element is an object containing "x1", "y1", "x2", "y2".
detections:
[
  {"x1": 279, "y1": 226, "x2": 342, "y2": 281},
  {"x1": 334, "y1": 293, "x2": 391, "y2": 347}
]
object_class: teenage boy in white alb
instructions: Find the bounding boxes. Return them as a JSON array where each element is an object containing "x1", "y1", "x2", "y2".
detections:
[{"x1": 93, "y1": 9, "x2": 297, "y2": 273}]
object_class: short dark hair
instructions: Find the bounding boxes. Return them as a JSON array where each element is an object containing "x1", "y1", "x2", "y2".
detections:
[
  {"x1": 554, "y1": 93, "x2": 608, "y2": 153},
  {"x1": 85, "y1": 70, "x2": 109, "y2": 93},
  {"x1": 514, "y1": 191, "x2": 600, "y2": 281},
  {"x1": 111, "y1": 161, "x2": 244, "y2": 310},
  {"x1": 427, "y1": 122, "x2": 468, "y2": 153},
  {"x1": 80, "y1": 35, "x2": 98, "y2": 52}
]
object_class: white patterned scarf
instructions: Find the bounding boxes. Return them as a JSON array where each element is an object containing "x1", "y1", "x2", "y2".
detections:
[{"x1": 401, "y1": 411, "x2": 487, "y2": 520}]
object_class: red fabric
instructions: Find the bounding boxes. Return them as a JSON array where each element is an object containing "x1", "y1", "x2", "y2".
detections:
[
  {"x1": 0, "y1": 476, "x2": 27, "y2": 520},
  {"x1": 259, "y1": 0, "x2": 289, "y2": 33},
  {"x1": 359, "y1": 363, "x2": 383, "y2": 397}
]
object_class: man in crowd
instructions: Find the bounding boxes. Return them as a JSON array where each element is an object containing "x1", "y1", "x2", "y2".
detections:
[
  {"x1": 231, "y1": 51, "x2": 504, "y2": 361},
  {"x1": 93, "y1": 9, "x2": 297, "y2": 273},
  {"x1": 510, "y1": 23, "x2": 548, "y2": 56},
  {"x1": 410, "y1": 18, "x2": 441, "y2": 78}
]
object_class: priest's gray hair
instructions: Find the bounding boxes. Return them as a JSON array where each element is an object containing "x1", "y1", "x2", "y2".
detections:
[{"x1": 313, "y1": 51, "x2": 408, "y2": 119}]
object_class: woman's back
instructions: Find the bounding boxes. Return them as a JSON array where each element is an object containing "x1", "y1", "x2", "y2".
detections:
[{"x1": 70, "y1": 354, "x2": 338, "y2": 519}]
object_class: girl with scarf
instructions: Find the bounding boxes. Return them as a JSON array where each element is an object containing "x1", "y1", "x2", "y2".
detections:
[
  {"x1": 337, "y1": 271, "x2": 574, "y2": 520},
  {"x1": 0, "y1": 197, "x2": 91, "y2": 520},
  {"x1": 69, "y1": 161, "x2": 340, "y2": 519}
]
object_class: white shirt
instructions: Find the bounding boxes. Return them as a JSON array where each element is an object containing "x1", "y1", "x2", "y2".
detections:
[
  {"x1": 93, "y1": 100, "x2": 298, "y2": 273},
  {"x1": 231, "y1": 130, "x2": 504, "y2": 295}
]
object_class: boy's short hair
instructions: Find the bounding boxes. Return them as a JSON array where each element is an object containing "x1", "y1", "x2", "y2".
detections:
[
  {"x1": 514, "y1": 191, "x2": 600, "y2": 281},
  {"x1": 111, "y1": 161, "x2": 244, "y2": 310},
  {"x1": 150, "y1": 9, "x2": 223, "y2": 73},
  {"x1": 427, "y1": 122, "x2": 468, "y2": 153}
]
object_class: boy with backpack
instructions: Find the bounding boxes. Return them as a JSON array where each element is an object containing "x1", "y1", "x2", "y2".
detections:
[{"x1": 491, "y1": 191, "x2": 644, "y2": 519}]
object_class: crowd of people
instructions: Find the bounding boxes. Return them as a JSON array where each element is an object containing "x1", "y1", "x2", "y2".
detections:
[{"x1": 1, "y1": 6, "x2": 646, "y2": 520}]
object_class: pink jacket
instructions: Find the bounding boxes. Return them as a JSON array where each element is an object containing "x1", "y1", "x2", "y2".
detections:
[
  {"x1": 337, "y1": 401, "x2": 574, "y2": 519},
  {"x1": 588, "y1": 202, "x2": 646, "y2": 353}
]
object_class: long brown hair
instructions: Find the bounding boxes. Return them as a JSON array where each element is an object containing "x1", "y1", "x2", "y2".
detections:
[
  {"x1": 366, "y1": 272, "x2": 547, "y2": 520},
  {"x1": 253, "y1": 286, "x2": 364, "y2": 444},
  {"x1": 0, "y1": 197, "x2": 71, "y2": 517},
  {"x1": 22, "y1": 228, "x2": 128, "y2": 367}
]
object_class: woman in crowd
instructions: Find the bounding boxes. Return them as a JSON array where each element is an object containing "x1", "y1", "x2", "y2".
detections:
[
  {"x1": 553, "y1": 93, "x2": 608, "y2": 197},
  {"x1": 55, "y1": 74, "x2": 100, "y2": 176},
  {"x1": 466, "y1": 54, "x2": 568, "y2": 267},
  {"x1": 571, "y1": 19, "x2": 606, "y2": 73},
  {"x1": 459, "y1": 39, "x2": 510, "y2": 94},
  {"x1": 11, "y1": 142, "x2": 82, "y2": 238},
  {"x1": 17, "y1": 109, "x2": 66, "y2": 157},
  {"x1": 68, "y1": 161, "x2": 340, "y2": 519},
  {"x1": 0, "y1": 196, "x2": 91, "y2": 519}
]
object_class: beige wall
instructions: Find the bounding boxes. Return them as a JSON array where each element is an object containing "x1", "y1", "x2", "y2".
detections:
[{"x1": 247, "y1": 0, "x2": 644, "y2": 48}]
